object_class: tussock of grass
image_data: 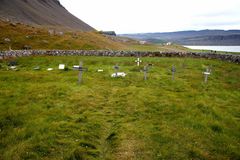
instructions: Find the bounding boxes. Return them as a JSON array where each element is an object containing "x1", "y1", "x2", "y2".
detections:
[{"x1": 0, "y1": 56, "x2": 239, "y2": 160}]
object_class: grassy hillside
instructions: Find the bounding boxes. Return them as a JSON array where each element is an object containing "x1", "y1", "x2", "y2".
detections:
[
  {"x1": 0, "y1": 20, "x2": 189, "y2": 52},
  {"x1": 0, "y1": 21, "x2": 126, "y2": 51},
  {"x1": 0, "y1": 56, "x2": 239, "y2": 160}
]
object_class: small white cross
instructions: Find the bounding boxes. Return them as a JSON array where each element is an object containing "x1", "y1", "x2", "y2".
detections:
[
  {"x1": 203, "y1": 68, "x2": 211, "y2": 83},
  {"x1": 135, "y1": 58, "x2": 142, "y2": 66}
]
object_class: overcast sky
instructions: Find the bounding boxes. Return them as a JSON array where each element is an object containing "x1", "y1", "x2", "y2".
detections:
[{"x1": 60, "y1": 0, "x2": 240, "y2": 34}]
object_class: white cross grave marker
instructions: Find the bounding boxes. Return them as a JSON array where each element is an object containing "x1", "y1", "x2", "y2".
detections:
[
  {"x1": 203, "y1": 68, "x2": 211, "y2": 83},
  {"x1": 135, "y1": 57, "x2": 142, "y2": 66}
]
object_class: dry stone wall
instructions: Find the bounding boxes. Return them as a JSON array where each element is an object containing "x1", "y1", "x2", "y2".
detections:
[{"x1": 0, "y1": 50, "x2": 239, "y2": 63}]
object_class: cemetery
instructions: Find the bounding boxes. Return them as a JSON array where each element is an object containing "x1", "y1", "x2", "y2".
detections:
[
  {"x1": 0, "y1": 55, "x2": 239, "y2": 159},
  {"x1": 1, "y1": 0, "x2": 239, "y2": 159}
]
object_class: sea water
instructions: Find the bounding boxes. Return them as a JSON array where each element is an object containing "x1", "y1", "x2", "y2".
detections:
[{"x1": 184, "y1": 46, "x2": 240, "y2": 53}]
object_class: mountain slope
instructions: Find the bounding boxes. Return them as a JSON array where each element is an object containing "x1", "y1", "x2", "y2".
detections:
[
  {"x1": 0, "y1": 20, "x2": 189, "y2": 51},
  {"x1": 0, "y1": 0, "x2": 95, "y2": 31},
  {"x1": 0, "y1": 20, "x2": 126, "y2": 50},
  {"x1": 122, "y1": 30, "x2": 240, "y2": 45}
]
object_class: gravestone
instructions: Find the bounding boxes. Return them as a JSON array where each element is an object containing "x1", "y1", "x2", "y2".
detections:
[
  {"x1": 48, "y1": 29, "x2": 55, "y2": 36},
  {"x1": 8, "y1": 61, "x2": 17, "y2": 66},
  {"x1": 171, "y1": 65, "x2": 176, "y2": 80},
  {"x1": 58, "y1": 64, "x2": 65, "y2": 70},
  {"x1": 47, "y1": 68, "x2": 53, "y2": 71},
  {"x1": 111, "y1": 72, "x2": 127, "y2": 77},
  {"x1": 34, "y1": 66, "x2": 40, "y2": 70},
  {"x1": 203, "y1": 68, "x2": 211, "y2": 83},
  {"x1": 10, "y1": 66, "x2": 17, "y2": 70},
  {"x1": 8, "y1": 61, "x2": 17, "y2": 70},
  {"x1": 135, "y1": 57, "x2": 142, "y2": 66},
  {"x1": 97, "y1": 69, "x2": 104, "y2": 72}
]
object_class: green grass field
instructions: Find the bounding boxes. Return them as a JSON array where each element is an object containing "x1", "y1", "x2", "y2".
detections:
[{"x1": 0, "y1": 56, "x2": 239, "y2": 160}]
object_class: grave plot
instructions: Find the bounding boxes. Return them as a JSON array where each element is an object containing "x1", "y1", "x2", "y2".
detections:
[{"x1": 111, "y1": 64, "x2": 127, "y2": 77}]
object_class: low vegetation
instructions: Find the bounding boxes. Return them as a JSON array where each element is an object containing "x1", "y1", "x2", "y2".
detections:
[
  {"x1": 0, "y1": 20, "x2": 189, "y2": 52},
  {"x1": 0, "y1": 56, "x2": 239, "y2": 160},
  {"x1": 0, "y1": 20, "x2": 125, "y2": 51}
]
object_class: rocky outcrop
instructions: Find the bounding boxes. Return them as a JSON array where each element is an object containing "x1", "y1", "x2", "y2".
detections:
[{"x1": 0, "y1": 50, "x2": 239, "y2": 64}]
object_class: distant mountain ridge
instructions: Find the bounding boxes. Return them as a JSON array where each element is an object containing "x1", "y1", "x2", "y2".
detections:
[
  {"x1": 122, "y1": 30, "x2": 240, "y2": 45},
  {"x1": 0, "y1": 0, "x2": 95, "y2": 31}
]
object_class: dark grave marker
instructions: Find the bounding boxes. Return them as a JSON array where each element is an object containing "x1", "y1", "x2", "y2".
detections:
[
  {"x1": 143, "y1": 65, "x2": 150, "y2": 80},
  {"x1": 148, "y1": 63, "x2": 153, "y2": 67},
  {"x1": 73, "y1": 61, "x2": 88, "y2": 84},
  {"x1": 8, "y1": 61, "x2": 17, "y2": 66},
  {"x1": 113, "y1": 64, "x2": 119, "y2": 77},
  {"x1": 8, "y1": 61, "x2": 17, "y2": 70},
  {"x1": 171, "y1": 65, "x2": 176, "y2": 80}
]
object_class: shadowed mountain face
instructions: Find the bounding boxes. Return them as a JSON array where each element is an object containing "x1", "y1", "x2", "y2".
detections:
[
  {"x1": 122, "y1": 30, "x2": 240, "y2": 45},
  {"x1": 0, "y1": 0, "x2": 95, "y2": 31}
]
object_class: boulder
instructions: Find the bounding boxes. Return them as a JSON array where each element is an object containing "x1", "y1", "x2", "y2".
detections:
[{"x1": 23, "y1": 45, "x2": 32, "y2": 50}]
